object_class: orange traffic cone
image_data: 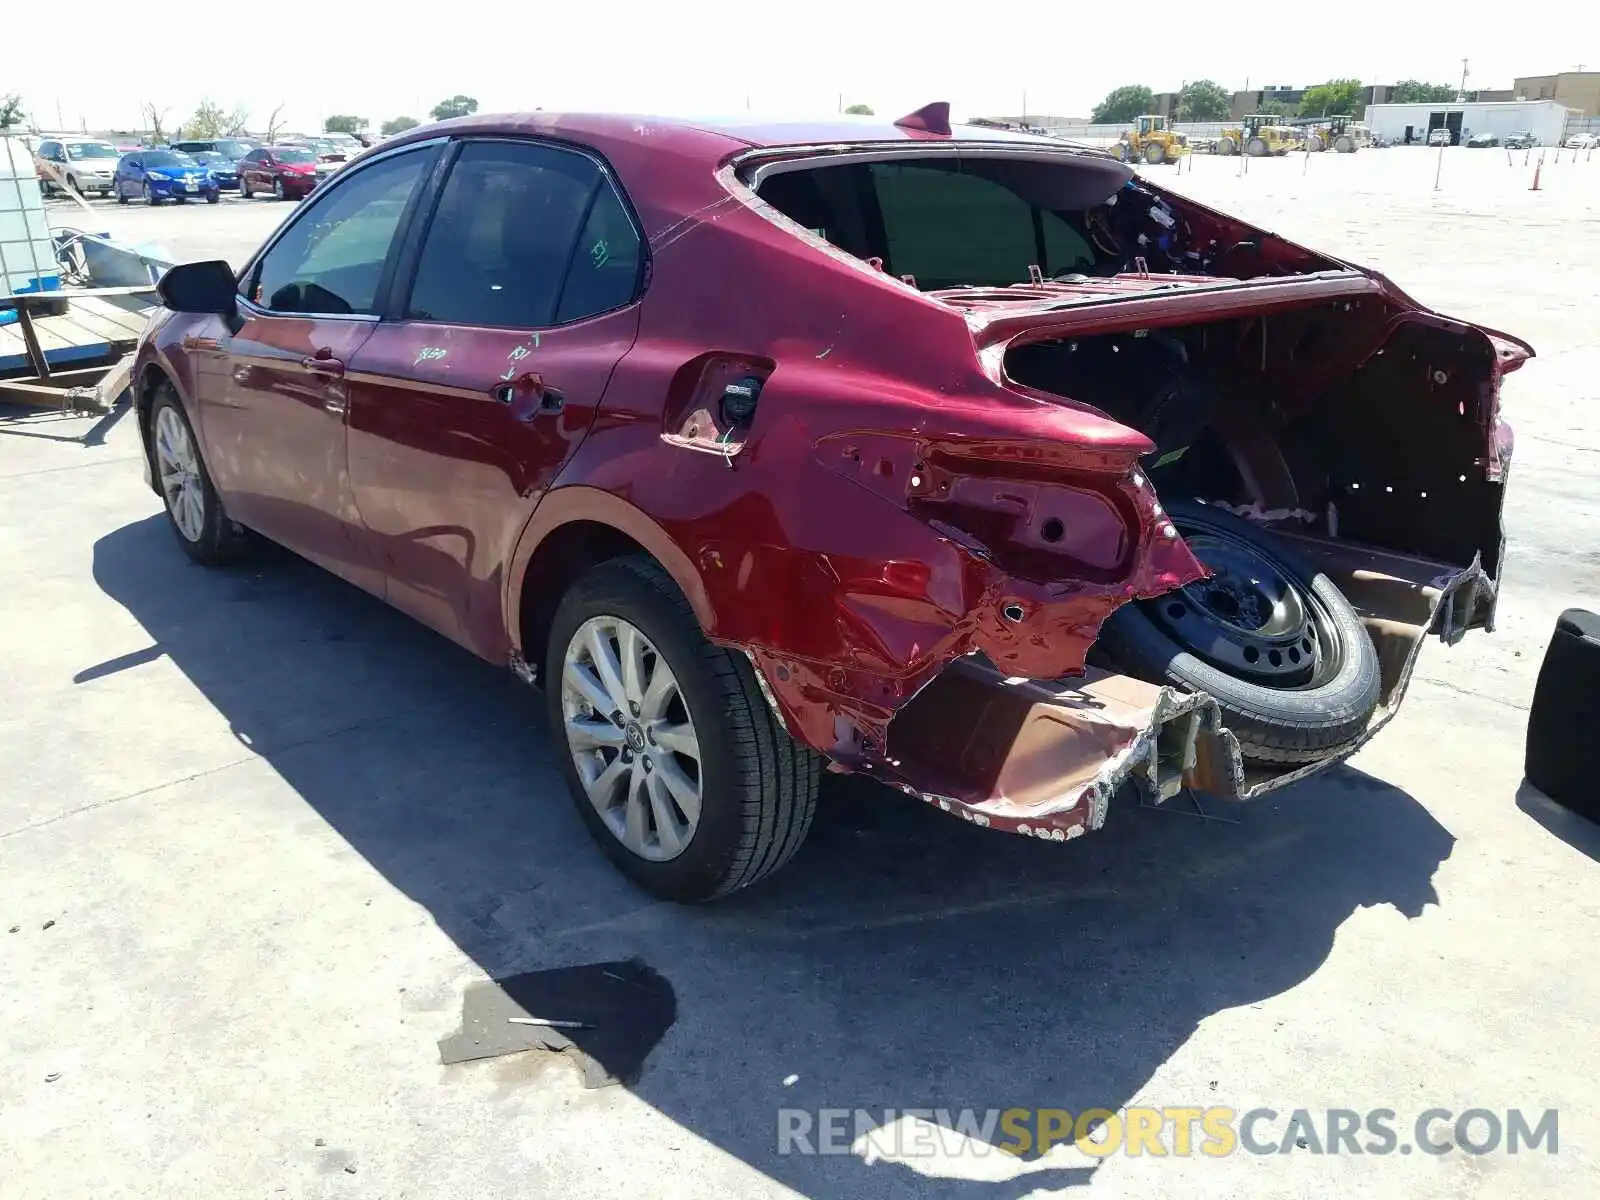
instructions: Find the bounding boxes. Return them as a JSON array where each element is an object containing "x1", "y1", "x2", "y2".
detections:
[{"x1": 1531, "y1": 153, "x2": 1543, "y2": 190}]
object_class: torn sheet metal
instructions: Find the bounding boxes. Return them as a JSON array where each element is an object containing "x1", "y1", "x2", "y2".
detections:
[{"x1": 872, "y1": 544, "x2": 1492, "y2": 840}]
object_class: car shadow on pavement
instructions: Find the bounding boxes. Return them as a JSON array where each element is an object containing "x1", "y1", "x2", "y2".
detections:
[{"x1": 91, "y1": 515, "x2": 1455, "y2": 1198}]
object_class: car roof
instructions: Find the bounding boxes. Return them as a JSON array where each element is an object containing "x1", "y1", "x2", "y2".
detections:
[{"x1": 383, "y1": 109, "x2": 1073, "y2": 157}]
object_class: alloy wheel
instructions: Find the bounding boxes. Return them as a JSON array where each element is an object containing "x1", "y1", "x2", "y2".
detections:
[
  {"x1": 154, "y1": 406, "x2": 205, "y2": 543},
  {"x1": 560, "y1": 615, "x2": 703, "y2": 861}
]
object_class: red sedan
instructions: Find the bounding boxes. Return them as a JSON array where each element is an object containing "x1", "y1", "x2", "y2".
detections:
[
  {"x1": 237, "y1": 145, "x2": 319, "y2": 200},
  {"x1": 134, "y1": 107, "x2": 1531, "y2": 900}
]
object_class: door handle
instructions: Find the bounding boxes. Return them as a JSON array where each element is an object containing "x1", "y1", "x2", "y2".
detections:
[
  {"x1": 491, "y1": 374, "x2": 563, "y2": 420},
  {"x1": 301, "y1": 353, "x2": 345, "y2": 377}
]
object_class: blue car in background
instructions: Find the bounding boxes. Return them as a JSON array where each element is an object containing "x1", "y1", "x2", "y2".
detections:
[
  {"x1": 114, "y1": 149, "x2": 220, "y2": 205},
  {"x1": 189, "y1": 151, "x2": 239, "y2": 190}
]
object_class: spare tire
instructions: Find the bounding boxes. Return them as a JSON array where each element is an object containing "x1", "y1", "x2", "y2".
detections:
[{"x1": 1101, "y1": 500, "x2": 1381, "y2": 764}]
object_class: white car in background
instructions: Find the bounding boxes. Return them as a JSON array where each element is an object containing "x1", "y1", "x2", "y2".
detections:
[
  {"x1": 33, "y1": 137, "x2": 121, "y2": 196},
  {"x1": 1565, "y1": 132, "x2": 1599, "y2": 149}
]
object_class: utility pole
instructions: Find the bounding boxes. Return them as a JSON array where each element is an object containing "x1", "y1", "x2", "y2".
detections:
[{"x1": 1022, "y1": 88, "x2": 1028, "y2": 124}]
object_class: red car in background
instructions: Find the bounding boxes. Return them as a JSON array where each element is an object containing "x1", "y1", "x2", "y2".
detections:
[
  {"x1": 237, "y1": 145, "x2": 319, "y2": 200},
  {"x1": 131, "y1": 107, "x2": 1530, "y2": 901}
]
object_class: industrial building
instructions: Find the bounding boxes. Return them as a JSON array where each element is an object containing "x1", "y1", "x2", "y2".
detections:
[
  {"x1": 1513, "y1": 71, "x2": 1600, "y2": 117},
  {"x1": 1363, "y1": 99, "x2": 1572, "y2": 146}
]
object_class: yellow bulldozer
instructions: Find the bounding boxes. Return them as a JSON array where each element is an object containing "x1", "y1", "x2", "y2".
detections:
[
  {"x1": 1300, "y1": 116, "x2": 1370, "y2": 153},
  {"x1": 1116, "y1": 115, "x2": 1190, "y2": 165},
  {"x1": 1211, "y1": 114, "x2": 1304, "y2": 157}
]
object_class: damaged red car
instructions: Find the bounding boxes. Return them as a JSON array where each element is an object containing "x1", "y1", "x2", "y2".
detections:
[{"x1": 134, "y1": 106, "x2": 1532, "y2": 901}]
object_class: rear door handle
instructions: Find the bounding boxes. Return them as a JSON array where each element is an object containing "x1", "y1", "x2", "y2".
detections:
[
  {"x1": 492, "y1": 375, "x2": 563, "y2": 420},
  {"x1": 301, "y1": 353, "x2": 345, "y2": 377}
]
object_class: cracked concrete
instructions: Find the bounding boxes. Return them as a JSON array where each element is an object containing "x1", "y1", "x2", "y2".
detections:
[{"x1": 3, "y1": 148, "x2": 1599, "y2": 1199}]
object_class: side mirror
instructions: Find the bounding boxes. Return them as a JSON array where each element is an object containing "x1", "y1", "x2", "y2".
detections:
[{"x1": 158, "y1": 260, "x2": 240, "y2": 326}]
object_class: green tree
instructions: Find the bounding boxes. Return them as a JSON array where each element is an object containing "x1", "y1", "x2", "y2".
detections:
[
  {"x1": 226, "y1": 105, "x2": 250, "y2": 136},
  {"x1": 1175, "y1": 79, "x2": 1230, "y2": 121},
  {"x1": 380, "y1": 116, "x2": 420, "y2": 137},
  {"x1": 0, "y1": 94, "x2": 24, "y2": 130},
  {"x1": 1392, "y1": 80, "x2": 1457, "y2": 103},
  {"x1": 184, "y1": 99, "x2": 228, "y2": 139},
  {"x1": 1300, "y1": 79, "x2": 1364, "y2": 117},
  {"x1": 1092, "y1": 85, "x2": 1156, "y2": 124},
  {"x1": 430, "y1": 95, "x2": 479, "y2": 121},
  {"x1": 843, "y1": 103, "x2": 873, "y2": 115},
  {"x1": 324, "y1": 114, "x2": 367, "y2": 135}
]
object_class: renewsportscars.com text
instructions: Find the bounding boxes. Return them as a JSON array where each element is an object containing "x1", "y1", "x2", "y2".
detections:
[{"x1": 777, "y1": 1106, "x2": 1559, "y2": 1158}]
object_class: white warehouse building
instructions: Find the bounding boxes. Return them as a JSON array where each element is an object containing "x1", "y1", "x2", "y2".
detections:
[{"x1": 1364, "y1": 99, "x2": 1572, "y2": 146}]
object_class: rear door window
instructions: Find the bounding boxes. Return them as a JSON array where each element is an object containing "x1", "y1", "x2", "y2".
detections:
[{"x1": 406, "y1": 140, "x2": 639, "y2": 329}]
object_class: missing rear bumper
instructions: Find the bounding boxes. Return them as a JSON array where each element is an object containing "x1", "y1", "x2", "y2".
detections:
[{"x1": 867, "y1": 538, "x2": 1492, "y2": 841}]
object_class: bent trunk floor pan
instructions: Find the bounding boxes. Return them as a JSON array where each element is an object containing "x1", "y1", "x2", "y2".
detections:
[{"x1": 869, "y1": 536, "x2": 1491, "y2": 841}]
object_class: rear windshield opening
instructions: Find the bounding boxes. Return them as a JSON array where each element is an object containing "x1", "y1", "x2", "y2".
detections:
[{"x1": 754, "y1": 156, "x2": 1133, "y2": 290}]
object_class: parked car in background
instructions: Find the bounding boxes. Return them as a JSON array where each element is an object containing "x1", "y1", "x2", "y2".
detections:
[
  {"x1": 237, "y1": 145, "x2": 319, "y2": 200},
  {"x1": 132, "y1": 111, "x2": 1532, "y2": 901},
  {"x1": 1465, "y1": 130, "x2": 1499, "y2": 148},
  {"x1": 1503, "y1": 131, "x2": 1538, "y2": 149},
  {"x1": 189, "y1": 151, "x2": 240, "y2": 190},
  {"x1": 113, "y1": 149, "x2": 220, "y2": 204},
  {"x1": 320, "y1": 131, "x2": 365, "y2": 159},
  {"x1": 171, "y1": 137, "x2": 256, "y2": 160},
  {"x1": 1565, "y1": 132, "x2": 1599, "y2": 149},
  {"x1": 33, "y1": 137, "x2": 121, "y2": 196},
  {"x1": 280, "y1": 137, "x2": 352, "y2": 184},
  {"x1": 1427, "y1": 128, "x2": 1453, "y2": 146}
]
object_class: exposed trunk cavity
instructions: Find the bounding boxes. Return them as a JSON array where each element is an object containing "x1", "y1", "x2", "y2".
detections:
[{"x1": 1002, "y1": 296, "x2": 1517, "y2": 582}]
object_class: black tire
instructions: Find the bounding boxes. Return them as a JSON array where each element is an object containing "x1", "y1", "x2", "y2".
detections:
[
  {"x1": 272, "y1": 177, "x2": 284, "y2": 201},
  {"x1": 1143, "y1": 141, "x2": 1166, "y2": 165},
  {"x1": 206, "y1": 191, "x2": 220, "y2": 204},
  {"x1": 240, "y1": 176, "x2": 251, "y2": 199},
  {"x1": 148, "y1": 387, "x2": 248, "y2": 566},
  {"x1": 545, "y1": 556, "x2": 820, "y2": 902},
  {"x1": 143, "y1": 182, "x2": 159, "y2": 206},
  {"x1": 1247, "y1": 137, "x2": 1269, "y2": 157},
  {"x1": 116, "y1": 188, "x2": 128, "y2": 205},
  {"x1": 1334, "y1": 135, "x2": 1355, "y2": 153},
  {"x1": 1217, "y1": 137, "x2": 1238, "y2": 156},
  {"x1": 1100, "y1": 501, "x2": 1381, "y2": 764}
]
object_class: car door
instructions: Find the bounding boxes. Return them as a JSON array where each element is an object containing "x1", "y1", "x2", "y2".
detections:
[
  {"x1": 344, "y1": 138, "x2": 645, "y2": 655},
  {"x1": 198, "y1": 143, "x2": 440, "y2": 589},
  {"x1": 117, "y1": 155, "x2": 139, "y2": 197}
]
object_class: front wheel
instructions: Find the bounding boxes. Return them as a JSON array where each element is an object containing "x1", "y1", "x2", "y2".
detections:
[
  {"x1": 143, "y1": 182, "x2": 158, "y2": 206},
  {"x1": 1143, "y1": 141, "x2": 1166, "y2": 165},
  {"x1": 1100, "y1": 500, "x2": 1381, "y2": 764},
  {"x1": 206, "y1": 190, "x2": 220, "y2": 204},
  {"x1": 546, "y1": 556, "x2": 820, "y2": 902},
  {"x1": 272, "y1": 177, "x2": 284, "y2": 201},
  {"x1": 1247, "y1": 137, "x2": 1269, "y2": 157},
  {"x1": 149, "y1": 387, "x2": 247, "y2": 565},
  {"x1": 240, "y1": 176, "x2": 252, "y2": 198}
]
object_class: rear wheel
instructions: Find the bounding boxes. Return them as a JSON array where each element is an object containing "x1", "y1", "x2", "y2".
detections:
[
  {"x1": 546, "y1": 556, "x2": 820, "y2": 902},
  {"x1": 1143, "y1": 141, "x2": 1166, "y2": 165},
  {"x1": 1101, "y1": 500, "x2": 1381, "y2": 763},
  {"x1": 1216, "y1": 137, "x2": 1238, "y2": 156},
  {"x1": 1334, "y1": 135, "x2": 1355, "y2": 153},
  {"x1": 240, "y1": 175, "x2": 252, "y2": 198}
]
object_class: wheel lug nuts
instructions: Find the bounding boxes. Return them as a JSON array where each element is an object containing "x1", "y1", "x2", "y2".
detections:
[
  {"x1": 629, "y1": 701, "x2": 640, "y2": 717},
  {"x1": 622, "y1": 749, "x2": 633, "y2": 763},
  {"x1": 643, "y1": 758, "x2": 653, "y2": 772}
]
